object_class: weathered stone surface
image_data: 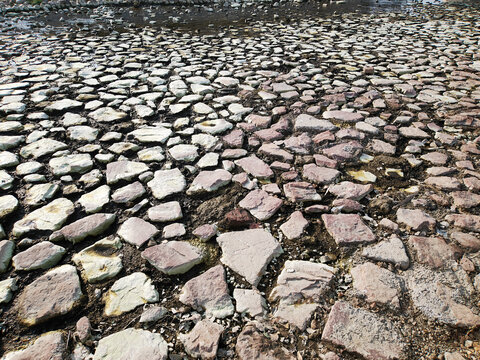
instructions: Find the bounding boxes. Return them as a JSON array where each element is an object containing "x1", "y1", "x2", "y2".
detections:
[
  {"x1": 396, "y1": 208, "x2": 436, "y2": 232},
  {"x1": 148, "y1": 168, "x2": 186, "y2": 199},
  {"x1": 94, "y1": 328, "x2": 168, "y2": 360},
  {"x1": 351, "y1": 262, "x2": 404, "y2": 309},
  {"x1": 409, "y1": 236, "x2": 462, "y2": 269},
  {"x1": 235, "y1": 155, "x2": 273, "y2": 179},
  {"x1": 322, "y1": 214, "x2": 376, "y2": 246},
  {"x1": 0, "y1": 194, "x2": 18, "y2": 219},
  {"x1": 117, "y1": 217, "x2": 158, "y2": 247},
  {"x1": 270, "y1": 260, "x2": 336, "y2": 329},
  {"x1": 179, "y1": 265, "x2": 234, "y2": 318},
  {"x1": 446, "y1": 214, "x2": 480, "y2": 233},
  {"x1": 2, "y1": 331, "x2": 66, "y2": 360},
  {"x1": 20, "y1": 138, "x2": 68, "y2": 159},
  {"x1": 303, "y1": 164, "x2": 340, "y2": 185},
  {"x1": 236, "y1": 322, "x2": 295, "y2": 360},
  {"x1": 425, "y1": 176, "x2": 462, "y2": 191},
  {"x1": 362, "y1": 236, "x2": 410, "y2": 269},
  {"x1": 17, "y1": 265, "x2": 83, "y2": 326},
  {"x1": 239, "y1": 190, "x2": 282, "y2": 221},
  {"x1": 72, "y1": 237, "x2": 123, "y2": 283},
  {"x1": 104, "y1": 272, "x2": 159, "y2": 316},
  {"x1": 89, "y1": 107, "x2": 127, "y2": 123},
  {"x1": 294, "y1": 114, "x2": 336, "y2": 132},
  {"x1": 179, "y1": 319, "x2": 224, "y2": 359},
  {"x1": 279, "y1": 211, "x2": 308, "y2": 240},
  {"x1": 322, "y1": 301, "x2": 405, "y2": 360},
  {"x1": 270, "y1": 260, "x2": 336, "y2": 304},
  {"x1": 50, "y1": 213, "x2": 116, "y2": 244},
  {"x1": 13, "y1": 198, "x2": 74, "y2": 238},
  {"x1": 12, "y1": 241, "x2": 65, "y2": 271},
  {"x1": 142, "y1": 241, "x2": 203, "y2": 275},
  {"x1": 0, "y1": 240, "x2": 14, "y2": 273},
  {"x1": 0, "y1": 277, "x2": 17, "y2": 304},
  {"x1": 407, "y1": 266, "x2": 480, "y2": 328},
  {"x1": 78, "y1": 185, "x2": 110, "y2": 213},
  {"x1": 129, "y1": 126, "x2": 172, "y2": 143},
  {"x1": 49, "y1": 154, "x2": 93, "y2": 176},
  {"x1": 112, "y1": 181, "x2": 145, "y2": 204},
  {"x1": 233, "y1": 288, "x2": 267, "y2": 317},
  {"x1": 187, "y1": 169, "x2": 232, "y2": 195},
  {"x1": 217, "y1": 229, "x2": 283, "y2": 286},
  {"x1": 283, "y1": 182, "x2": 321, "y2": 202},
  {"x1": 147, "y1": 201, "x2": 183, "y2": 222},
  {"x1": 106, "y1": 161, "x2": 149, "y2": 184}
]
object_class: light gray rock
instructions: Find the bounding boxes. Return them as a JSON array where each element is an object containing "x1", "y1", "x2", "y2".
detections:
[
  {"x1": 106, "y1": 161, "x2": 149, "y2": 184},
  {"x1": 78, "y1": 185, "x2": 111, "y2": 213},
  {"x1": 20, "y1": 138, "x2": 68, "y2": 159},
  {"x1": 72, "y1": 237, "x2": 123, "y2": 283},
  {"x1": 233, "y1": 288, "x2": 267, "y2": 317},
  {"x1": 147, "y1": 201, "x2": 183, "y2": 222},
  {"x1": 362, "y1": 235, "x2": 410, "y2": 270},
  {"x1": 94, "y1": 328, "x2": 168, "y2": 360},
  {"x1": 187, "y1": 169, "x2": 232, "y2": 195},
  {"x1": 49, "y1": 154, "x2": 93, "y2": 176},
  {"x1": 148, "y1": 168, "x2": 186, "y2": 200},
  {"x1": 104, "y1": 272, "x2": 159, "y2": 316},
  {"x1": 12, "y1": 198, "x2": 74, "y2": 238},
  {"x1": 117, "y1": 217, "x2": 159, "y2": 248},
  {"x1": 217, "y1": 229, "x2": 283, "y2": 286},
  {"x1": 0, "y1": 195, "x2": 18, "y2": 219},
  {"x1": 0, "y1": 277, "x2": 17, "y2": 304},
  {"x1": 129, "y1": 126, "x2": 172, "y2": 143}
]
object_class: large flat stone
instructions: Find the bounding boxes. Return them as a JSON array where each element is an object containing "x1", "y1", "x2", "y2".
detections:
[
  {"x1": 117, "y1": 217, "x2": 158, "y2": 248},
  {"x1": 179, "y1": 265, "x2": 234, "y2": 319},
  {"x1": 50, "y1": 213, "x2": 116, "y2": 244},
  {"x1": 148, "y1": 168, "x2": 186, "y2": 200},
  {"x1": 72, "y1": 237, "x2": 123, "y2": 283},
  {"x1": 322, "y1": 214, "x2": 376, "y2": 246},
  {"x1": 104, "y1": 272, "x2": 159, "y2": 316},
  {"x1": 178, "y1": 319, "x2": 224, "y2": 359},
  {"x1": 217, "y1": 229, "x2": 283, "y2": 286},
  {"x1": 186, "y1": 169, "x2": 232, "y2": 195},
  {"x1": 142, "y1": 241, "x2": 203, "y2": 275},
  {"x1": 239, "y1": 189, "x2": 282, "y2": 221},
  {"x1": 322, "y1": 301, "x2": 406, "y2": 360},
  {"x1": 2, "y1": 331, "x2": 66, "y2": 360},
  {"x1": 94, "y1": 328, "x2": 168, "y2": 360},
  {"x1": 106, "y1": 161, "x2": 149, "y2": 184},
  {"x1": 406, "y1": 266, "x2": 480, "y2": 328},
  {"x1": 12, "y1": 198, "x2": 74, "y2": 238},
  {"x1": 17, "y1": 265, "x2": 83, "y2": 326}
]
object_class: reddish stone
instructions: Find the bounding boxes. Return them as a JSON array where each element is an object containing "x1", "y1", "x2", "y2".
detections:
[
  {"x1": 221, "y1": 209, "x2": 255, "y2": 230},
  {"x1": 396, "y1": 208, "x2": 436, "y2": 232},
  {"x1": 409, "y1": 236, "x2": 462, "y2": 269},
  {"x1": 322, "y1": 214, "x2": 376, "y2": 246},
  {"x1": 284, "y1": 182, "x2": 321, "y2": 202},
  {"x1": 322, "y1": 141, "x2": 363, "y2": 162},
  {"x1": 450, "y1": 231, "x2": 480, "y2": 251},
  {"x1": 303, "y1": 164, "x2": 340, "y2": 185}
]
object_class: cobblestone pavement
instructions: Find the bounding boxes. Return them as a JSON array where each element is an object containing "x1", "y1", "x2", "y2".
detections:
[{"x1": 0, "y1": 1, "x2": 480, "y2": 359}]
